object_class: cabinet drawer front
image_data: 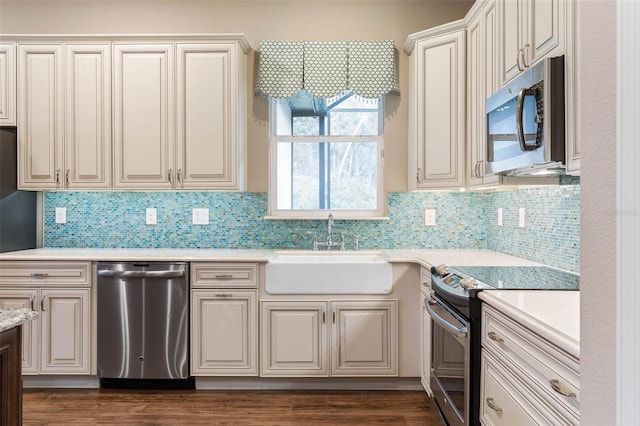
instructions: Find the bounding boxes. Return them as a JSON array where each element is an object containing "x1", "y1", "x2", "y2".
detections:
[
  {"x1": 481, "y1": 351, "x2": 572, "y2": 425},
  {"x1": 191, "y1": 263, "x2": 258, "y2": 288},
  {"x1": 0, "y1": 261, "x2": 91, "y2": 286},
  {"x1": 483, "y1": 305, "x2": 580, "y2": 415}
]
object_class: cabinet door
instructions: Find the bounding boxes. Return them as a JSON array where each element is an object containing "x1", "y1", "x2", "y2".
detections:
[
  {"x1": 331, "y1": 300, "x2": 397, "y2": 376},
  {"x1": 191, "y1": 290, "x2": 257, "y2": 375},
  {"x1": 527, "y1": 0, "x2": 563, "y2": 67},
  {"x1": 39, "y1": 288, "x2": 91, "y2": 374},
  {"x1": 65, "y1": 44, "x2": 111, "y2": 189},
  {"x1": 113, "y1": 44, "x2": 174, "y2": 189},
  {"x1": 484, "y1": 0, "x2": 500, "y2": 97},
  {"x1": 0, "y1": 289, "x2": 39, "y2": 374},
  {"x1": 176, "y1": 43, "x2": 241, "y2": 189},
  {"x1": 410, "y1": 29, "x2": 465, "y2": 189},
  {"x1": 0, "y1": 44, "x2": 16, "y2": 125},
  {"x1": 498, "y1": 0, "x2": 526, "y2": 85},
  {"x1": 564, "y1": 0, "x2": 580, "y2": 175},
  {"x1": 261, "y1": 301, "x2": 327, "y2": 376},
  {"x1": 421, "y1": 294, "x2": 432, "y2": 394},
  {"x1": 17, "y1": 44, "x2": 64, "y2": 189}
]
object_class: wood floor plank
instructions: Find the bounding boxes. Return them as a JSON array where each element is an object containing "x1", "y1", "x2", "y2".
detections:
[{"x1": 23, "y1": 389, "x2": 431, "y2": 425}]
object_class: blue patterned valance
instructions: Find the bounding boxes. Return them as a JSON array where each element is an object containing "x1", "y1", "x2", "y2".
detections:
[{"x1": 256, "y1": 40, "x2": 399, "y2": 100}]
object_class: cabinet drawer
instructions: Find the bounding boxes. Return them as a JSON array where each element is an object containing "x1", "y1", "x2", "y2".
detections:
[
  {"x1": 0, "y1": 261, "x2": 91, "y2": 287},
  {"x1": 481, "y1": 350, "x2": 571, "y2": 425},
  {"x1": 191, "y1": 263, "x2": 259, "y2": 288},
  {"x1": 482, "y1": 305, "x2": 580, "y2": 417}
]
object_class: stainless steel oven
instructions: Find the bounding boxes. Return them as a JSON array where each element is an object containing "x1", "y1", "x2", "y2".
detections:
[{"x1": 425, "y1": 293, "x2": 470, "y2": 426}]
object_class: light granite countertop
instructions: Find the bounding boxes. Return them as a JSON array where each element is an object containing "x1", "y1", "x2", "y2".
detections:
[
  {"x1": 0, "y1": 308, "x2": 38, "y2": 333},
  {"x1": 479, "y1": 290, "x2": 580, "y2": 359},
  {"x1": 0, "y1": 248, "x2": 545, "y2": 269}
]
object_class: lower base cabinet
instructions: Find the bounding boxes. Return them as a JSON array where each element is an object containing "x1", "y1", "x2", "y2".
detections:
[
  {"x1": 0, "y1": 288, "x2": 91, "y2": 375},
  {"x1": 191, "y1": 290, "x2": 258, "y2": 376},
  {"x1": 261, "y1": 299, "x2": 397, "y2": 377}
]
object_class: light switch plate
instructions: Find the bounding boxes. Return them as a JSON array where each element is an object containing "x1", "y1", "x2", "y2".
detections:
[
  {"x1": 146, "y1": 208, "x2": 157, "y2": 225},
  {"x1": 424, "y1": 209, "x2": 436, "y2": 226},
  {"x1": 192, "y1": 208, "x2": 209, "y2": 225},
  {"x1": 518, "y1": 208, "x2": 526, "y2": 228},
  {"x1": 55, "y1": 207, "x2": 66, "y2": 224},
  {"x1": 498, "y1": 208, "x2": 503, "y2": 226}
]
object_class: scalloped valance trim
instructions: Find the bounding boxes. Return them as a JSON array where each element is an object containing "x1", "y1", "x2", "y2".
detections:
[{"x1": 256, "y1": 40, "x2": 399, "y2": 100}]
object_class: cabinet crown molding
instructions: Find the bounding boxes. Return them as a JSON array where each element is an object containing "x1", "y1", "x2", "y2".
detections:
[
  {"x1": 2, "y1": 34, "x2": 251, "y2": 53},
  {"x1": 404, "y1": 19, "x2": 465, "y2": 55}
]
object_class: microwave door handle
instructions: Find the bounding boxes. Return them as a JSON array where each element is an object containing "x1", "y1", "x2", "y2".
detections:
[{"x1": 516, "y1": 88, "x2": 541, "y2": 151}]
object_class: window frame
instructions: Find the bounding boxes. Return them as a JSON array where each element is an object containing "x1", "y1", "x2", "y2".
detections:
[{"x1": 267, "y1": 96, "x2": 386, "y2": 220}]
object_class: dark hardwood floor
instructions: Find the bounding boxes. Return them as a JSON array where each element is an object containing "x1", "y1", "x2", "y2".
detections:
[{"x1": 23, "y1": 389, "x2": 431, "y2": 425}]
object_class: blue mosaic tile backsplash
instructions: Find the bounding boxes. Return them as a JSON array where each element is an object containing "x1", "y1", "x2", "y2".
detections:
[{"x1": 43, "y1": 184, "x2": 580, "y2": 272}]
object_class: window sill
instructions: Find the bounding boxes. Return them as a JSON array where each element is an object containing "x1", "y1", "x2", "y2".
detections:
[{"x1": 264, "y1": 215, "x2": 390, "y2": 221}]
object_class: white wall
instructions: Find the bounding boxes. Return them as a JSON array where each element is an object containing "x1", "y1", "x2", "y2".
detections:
[
  {"x1": 0, "y1": 0, "x2": 473, "y2": 193},
  {"x1": 580, "y1": 0, "x2": 617, "y2": 424}
]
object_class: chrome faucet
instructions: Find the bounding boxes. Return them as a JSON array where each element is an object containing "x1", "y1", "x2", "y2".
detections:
[{"x1": 326, "y1": 212, "x2": 334, "y2": 250}]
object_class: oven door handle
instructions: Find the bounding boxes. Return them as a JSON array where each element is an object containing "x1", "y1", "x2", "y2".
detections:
[{"x1": 425, "y1": 298, "x2": 468, "y2": 339}]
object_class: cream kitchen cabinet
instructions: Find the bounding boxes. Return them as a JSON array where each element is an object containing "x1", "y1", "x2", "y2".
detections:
[
  {"x1": 191, "y1": 290, "x2": 258, "y2": 376},
  {"x1": 190, "y1": 262, "x2": 258, "y2": 376},
  {"x1": 406, "y1": 22, "x2": 466, "y2": 190},
  {"x1": 481, "y1": 304, "x2": 580, "y2": 424},
  {"x1": 114, "y1": 40, "x2": 247, "y2": 190},
  {"x1": 498, "y1": 0, "x2": 565, "y2": 86},
  {"x1": 564, "y1": 0, "x2": 581, "y2": 175},
  {"x1": 466, "y1": 2, "x2": 501, "y2": 188},
  {"x1": 0, "y1": 261, "x2": 92, "y2": 375},
  {"x1": 0, "y1": 43, "x2": 16, "y2": 125},
  {"x1": 17, "y1": 43, "x2": 111, "y2": 189},
  {"x1": 261, "y1": 299, "x2": 397, "y2": 377},
  {"x1": 113, "y1": 43, "x2": 175, "y2": 189},
  {"x1": 419, "y1": 267, "x2": 432, "y2": 395}
]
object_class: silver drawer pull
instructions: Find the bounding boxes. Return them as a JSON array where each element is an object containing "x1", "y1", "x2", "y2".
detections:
[
  {"x1": 215, "y1": 274, "x2": 234, "y2": 279},
  {"x1": 486, "y1": 398, "x2": 503, "y2": 413},
  {"x1": 214, "y1": 293, "x2": 233, "y2": 298},
  {"x1": 488, "y1": 331, "x2": 504, "y2": 343},
  {"x1": 550, "y1": 379, "x2": 576, "y2": 398},
  {"x1": 30, "y1": 272, "x2": 48, "y2": 278}
]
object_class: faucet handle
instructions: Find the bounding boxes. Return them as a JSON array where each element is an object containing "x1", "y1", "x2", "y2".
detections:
[
  {"x1": 306, "y1": 231, "x2": 319, "y2": 250},
  {"x1": 353, "y1": 234, "x2": 359, "y2": 251}
]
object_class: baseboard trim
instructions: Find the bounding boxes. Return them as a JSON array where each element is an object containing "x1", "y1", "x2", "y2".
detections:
[{"x1": 194, "y1": 376, "x2": 423, "y2": 391}]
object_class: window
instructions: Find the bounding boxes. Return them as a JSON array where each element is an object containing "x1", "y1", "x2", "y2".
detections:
[{"x1": 269, "y1": 91, "x2": 385, "y2": 218}]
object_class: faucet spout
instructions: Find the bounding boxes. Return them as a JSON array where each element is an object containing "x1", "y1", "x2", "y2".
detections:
[{"x1": 327, "y1": 212, "x2": 334, "y2": 237}]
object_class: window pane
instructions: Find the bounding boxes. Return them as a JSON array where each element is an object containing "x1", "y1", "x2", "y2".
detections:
[
  {"x1": 277, "y1": 142, "x2": 320, "y2": 210},
  {"x1": 329, "y1": 142, "x2": 377, "y2": 210},
  {"x1": 329, "y1": 111, "x2": 379, "y2": 136},
  {"x1": 293, "y1": 116, "x2": 320, "y2": 136}
]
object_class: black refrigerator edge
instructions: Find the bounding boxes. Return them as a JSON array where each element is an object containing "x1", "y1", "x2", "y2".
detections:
[{"x1": 0, "y1": 126, "x2": 37, "y2": 253}]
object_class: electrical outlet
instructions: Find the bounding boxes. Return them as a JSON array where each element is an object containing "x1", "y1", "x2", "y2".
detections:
[
  {"x1": 498, "y1": 208, "x2": 503, "y2": 226},
  {"x1": 55, "y1": 207, "x2": 66, "y2": 224},
  {"x1": 192, "y1": 208, "x2": 209, "y2": 225},
  {"x1": 146, "y1": 208, "x2": 157, "y2": 225},
  {"x1": 518, "y1": 208, "x2": 526, "y2": 228},
  {"x1": 424, "y1": 209, "x2": 436, "y2": 226}
]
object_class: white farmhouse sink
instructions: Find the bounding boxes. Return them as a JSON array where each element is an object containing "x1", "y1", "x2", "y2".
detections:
[{"x1": 265, "y1": 251, "x2": 393, "y2": 295}]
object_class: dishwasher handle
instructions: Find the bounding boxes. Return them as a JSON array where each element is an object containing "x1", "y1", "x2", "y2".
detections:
[{"x1": 97, "y1": 269, "x2": 185, "y2": 278}]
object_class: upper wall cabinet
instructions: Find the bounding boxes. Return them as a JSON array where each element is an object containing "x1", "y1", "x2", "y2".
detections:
[
  {"x1": 564, "y1": 0, "x2": 580, "y2": 175},
  {"x1": 406, "y1": 21, "x2": 466, "y2": 190},
  {"x1": 176, "y1": 43, "x2": 246, "y2": 190},
  {"x1": 11, "y1": 35, "x2": 248, "y2": 191},
  {"x1": 17, "y1": 45, "x2": 64, "y2": 189},
  {"x1": 498, "y1": 0, "x2": 565, "y2": 86},
  {"x1": 18, "y1": 44, "x2": 111, "y2": 190},
  {"x1": 113, "y1": 43, "x2": 175, "y2": 189},
  {"x1": 466, "y1": 1, "x2": 501, "y2": 189},
  {"x1": 0, "y1": 44, "x2": 16, "y2": 126},
  {"x1": 113, "y1": 40, "x2": 247, "y2": 190}
]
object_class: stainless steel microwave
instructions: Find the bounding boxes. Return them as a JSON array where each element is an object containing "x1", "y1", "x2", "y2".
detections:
[{"x1": 486, "y1": 56, "x2": 565, "y2": 176}]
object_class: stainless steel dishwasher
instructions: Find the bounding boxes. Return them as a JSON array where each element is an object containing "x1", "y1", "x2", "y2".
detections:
[{"x1": 97, "y1": 262, "x2": 191, "y2": 388}]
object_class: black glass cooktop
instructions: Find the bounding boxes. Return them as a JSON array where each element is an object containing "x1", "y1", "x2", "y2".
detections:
[{"x1": 450, "y1": 265, "x2": 580, "y2": 290}]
